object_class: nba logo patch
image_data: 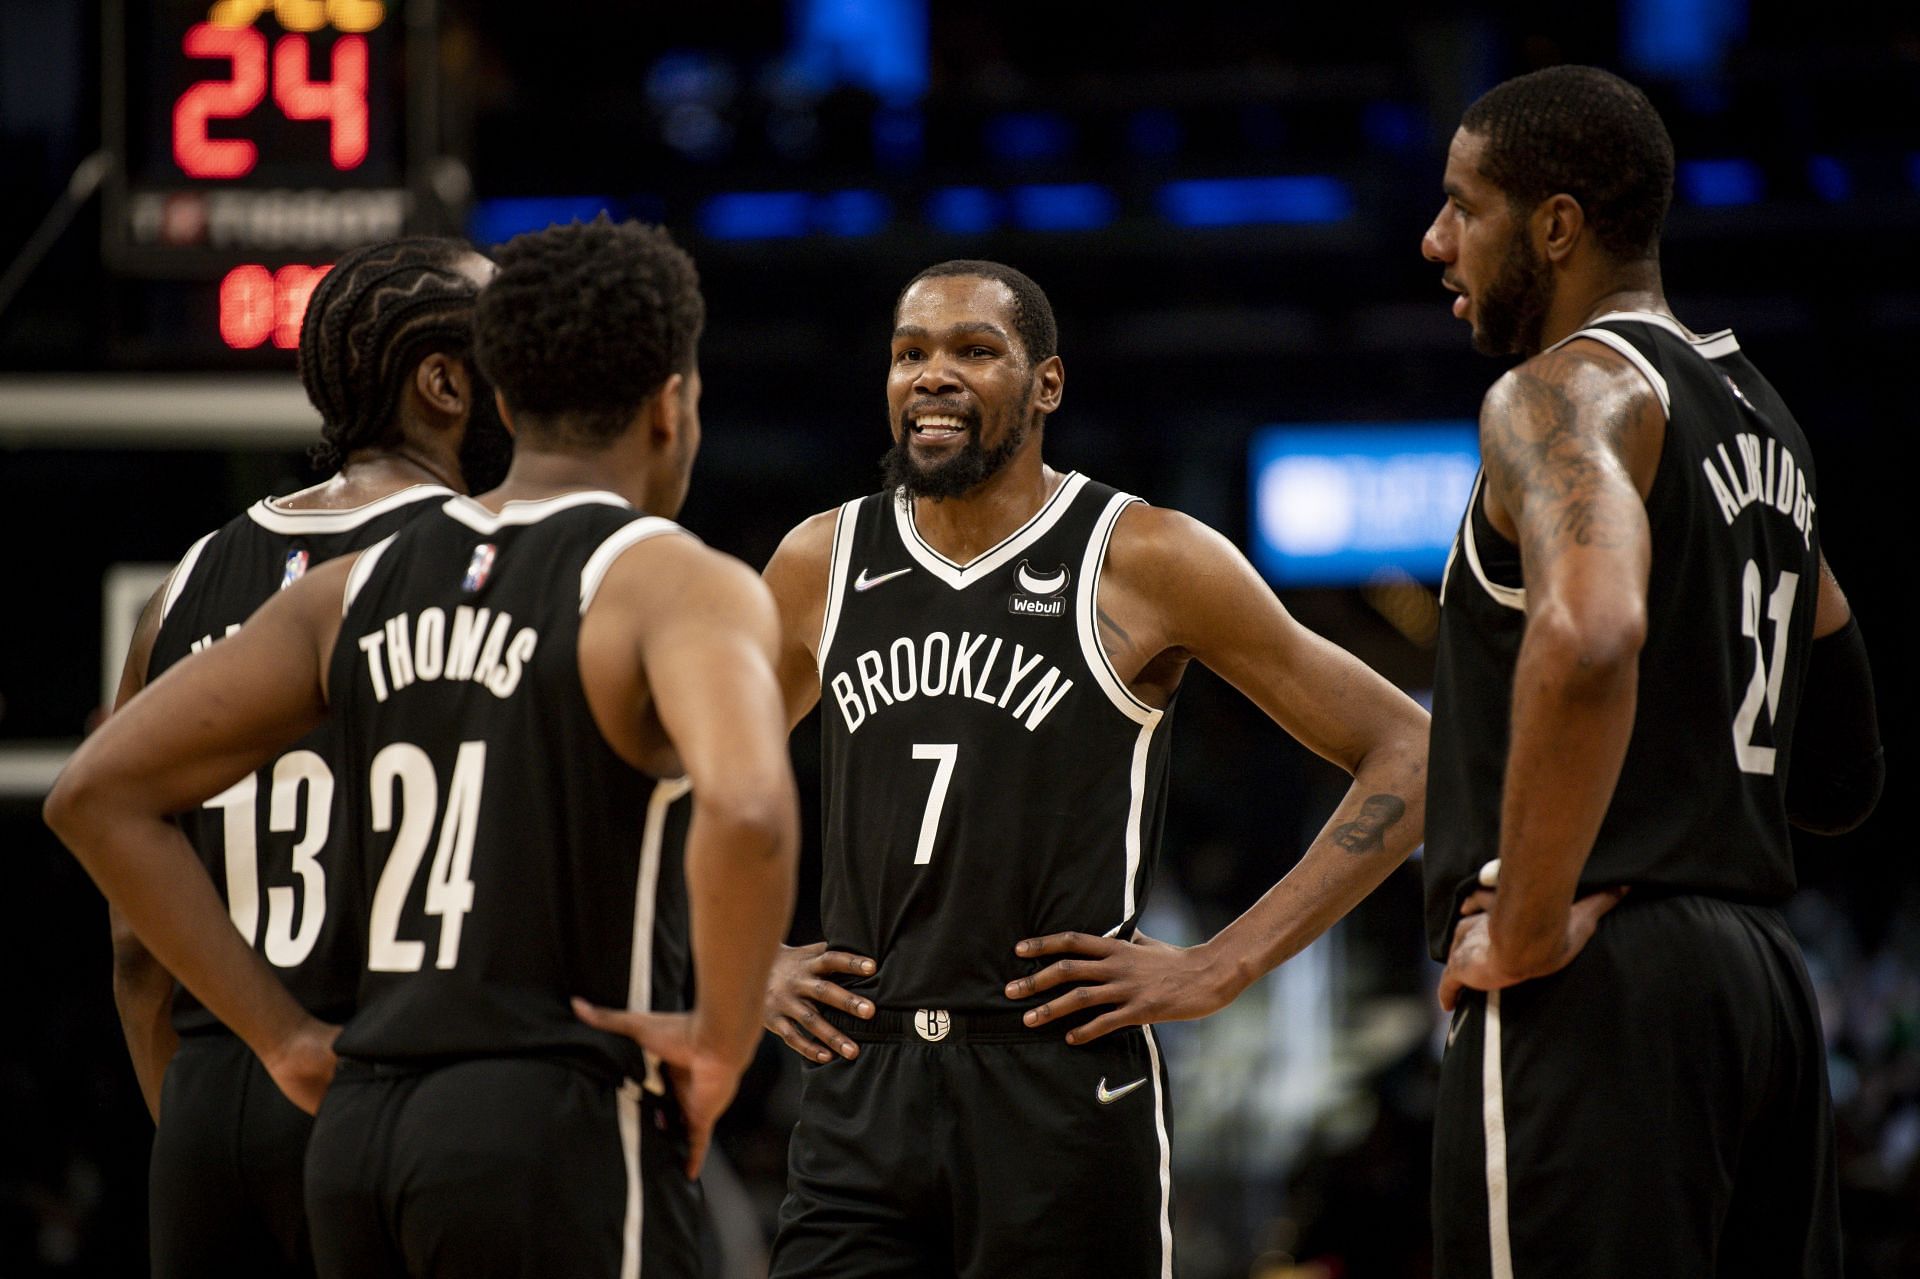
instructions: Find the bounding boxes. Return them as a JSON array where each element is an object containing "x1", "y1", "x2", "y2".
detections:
[
  {"x1": 280, "y1": 549, "x2": 309, "y2": 589},
  {"x1": 462, "y1": 542, "x2": 497, "y2": 592}
]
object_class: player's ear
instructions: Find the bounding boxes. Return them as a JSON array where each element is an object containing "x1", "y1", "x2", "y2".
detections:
[
  {"x1": 413, "y1": 352, "x2": 468, "y2": 418},
  {"x1": 493, "y1": 389, "x2": 516, "y2": 436},
  {"x1": 1539, "y1": 193, "x2": 1584, "y2": 264},
  {"x1": 1032, "y1": 354, "x2": 1064, "y2": 416},
  {"x1": 646, "y1": 372, "x2": 687, "y2": 450}
]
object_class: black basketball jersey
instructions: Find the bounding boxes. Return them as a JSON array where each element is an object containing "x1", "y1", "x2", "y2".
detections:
[
  {"x1": 1426, "y1": 312, "x2": 1822, "y2": 958},
  {"x1": 149, "y1": 484, "x2": 454, "y2": 1033},
  {"x1": 815, "y1": 473, "x2": 1177, "y2": 1012},
  {"x1": 327, "y1": 492, "x2": 694, "y2": 1082}
]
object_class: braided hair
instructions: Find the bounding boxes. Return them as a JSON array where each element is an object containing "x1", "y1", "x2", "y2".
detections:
[
  {"x1": 298, "y1": 237, "x2": 488, "y2": 472},
  {"x1": 1462, "y1": 66, "x2": 1675, "y2": 262},
  {"x1": 896, "y1": 260, "x2": 1058, "y2": 366}
]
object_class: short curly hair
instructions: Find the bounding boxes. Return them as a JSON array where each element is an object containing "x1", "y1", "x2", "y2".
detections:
[
  {"x1": 1462, "y1": 65, "x2": 1674, "y2": 261},
  {"x1": 298, "y1": 237, "x2": 486, "y2": 472},
  {"x1": 895, "y1": 260, "x2": 1058, "y2": 366},
  {"x1": 474, "y1": 218, "x2": 704, "y2": 445}
]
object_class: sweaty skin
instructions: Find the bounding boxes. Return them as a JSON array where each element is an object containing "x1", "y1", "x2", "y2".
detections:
[{"x1": 758, "y1": 273, "x2": 1431, "y2": 1061}]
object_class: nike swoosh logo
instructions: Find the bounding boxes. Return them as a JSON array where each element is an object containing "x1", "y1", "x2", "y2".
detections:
[
  {"x1": 1015, "y1": 562, "x2": 1067, "y2": 595},
  {"x1": 1095, "y1": 1075, "x2": 1148, "y2": 1105},
  {"x1": 854, "y1": 566, "x2": 913, "y2": 592},
  {"x1": 1446, "y1": 1004, "x2": 1468, "y2": 1050}
]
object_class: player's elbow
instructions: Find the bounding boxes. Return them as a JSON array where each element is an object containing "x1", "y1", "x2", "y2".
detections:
[
  {"x1": 1526, "y1": 597, "x2": 1645, "y2": 693},
  {"x1": 43, "y1": 762, "x2": 107, "y2": 859},
  {"x1": 696, "y1": 777, "x2": 801, "y2": 867}
]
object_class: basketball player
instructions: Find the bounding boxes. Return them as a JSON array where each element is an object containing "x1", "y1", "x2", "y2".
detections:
[
  {"x1": 758, "y1": 260, "x2": 1432, "y2": 1277},
  {"x1": 47, "y1": 219, "x2": 799, "y2": 1278},
  {"x1": 104, "y1": 236, "x2": 510, "y2": 1278},
  {"x1": 1419, "y1": 67, "x2": 1883, "y2": 1276}
]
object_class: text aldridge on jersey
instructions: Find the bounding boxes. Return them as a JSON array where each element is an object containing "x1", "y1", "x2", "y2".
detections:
[
  {"x1": 830, "y1": 630, "x2": 1074, "y2": 734},
  {"x1": 356, "y1": 606, "x2": 538, "y2": 702}
]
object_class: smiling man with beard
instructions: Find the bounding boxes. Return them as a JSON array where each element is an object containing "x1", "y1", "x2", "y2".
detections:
[
  {"x1": 1419, "y1": 66, "x2": 1881, "y2": 1277},
  {"x1": 756, "y1": 259, "x2": 1432, "y2": 1277}
]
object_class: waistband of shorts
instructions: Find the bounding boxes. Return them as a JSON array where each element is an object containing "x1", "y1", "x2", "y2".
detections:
[
  {"x1": 820, "y1": 1003, "x2": 1103, "y2": 1045},
  {"x1": 331, "y1": 1050, "x2": 629, "y2": 1085}
]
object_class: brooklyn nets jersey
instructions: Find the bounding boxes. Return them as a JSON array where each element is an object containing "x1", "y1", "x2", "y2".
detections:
[
  {"x1": 328, "y1": 492, "x2": 694, "y2": 1082},
  {"x1": 817, "y1": 473, "x2": 1176, "y2": 1011},
  {"x1": 1426, "y1": 312, "x2": 1822, "y2": 958},
  {"x1": 150, "y1": 484, "x2": 453, "y2": 1033}
]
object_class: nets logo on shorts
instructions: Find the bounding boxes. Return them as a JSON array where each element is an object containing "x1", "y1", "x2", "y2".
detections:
[
  {"x1": 281, "y1": 549, "x2": 309, "y2": 589},
  {"x1": 462, "y1": 543, "x2": 497, "y2": 592},
  {"x1": 1008, "y1": 559, "x2": 1070, "y2": 618}
]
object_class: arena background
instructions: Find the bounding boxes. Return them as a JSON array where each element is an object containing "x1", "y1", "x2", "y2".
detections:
[{"x1": 1, "y1": 2, "x2": 1912, "y2": 1274}]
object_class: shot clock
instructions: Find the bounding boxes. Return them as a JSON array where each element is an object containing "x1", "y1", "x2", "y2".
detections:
[{"x1": 103, "y1": 0, "x2": 437, "y2": 355}]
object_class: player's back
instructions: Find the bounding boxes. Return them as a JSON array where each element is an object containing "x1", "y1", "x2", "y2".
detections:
[
  {"x1": 152, "y1": 483, "x2": 453, "y2": 1028},
  {"x1": 1427, "y1": 311, "x2": 1823, "y2": 955},
  {"x1": 329, "y1": 491, "x2": 695, "y2": 1080}
]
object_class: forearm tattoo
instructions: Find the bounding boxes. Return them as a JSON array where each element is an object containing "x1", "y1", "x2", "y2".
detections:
[{"x1": 1330, "y1": 794, "x2": 1408, "y2": 855}]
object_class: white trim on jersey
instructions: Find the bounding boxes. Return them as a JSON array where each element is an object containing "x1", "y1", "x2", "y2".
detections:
[
  {"x1": 1584, "y1": 308, "x2": 1741, "y2": 360},
  {"x1": 341, "y1": 532, "x2": 400, "y2": 616},
  {"x1": 619, "y1": 774, "x2": 691, "y2": 1279},
  {"x1": 160, "y1": 530, "x2": 218, "y2": 622},
  {"x1": 579, "y1": 518, "x2": 692, "y2": 616},
  {"x1": 245, "y1": 483, "x2": 454, "y2": 536},
  {"x1": 891, "y1": 471, "x2": 1089, "y2": 588},
  {"x1": 1461, "y1": 472, "x2": 1526, "y2": 613},
  {"x1": 1075, "y1": 492, "x2": 1159, "y2": 726},
  {"x1": 1555, "y1": 327, "x2": 1672, "y2": 416},
  {"x1": 1482, "y1": 990, "x2": 1515, "y2": 1279},
  {"x1": 816, "y1": 498, "x2": 864, "y2": 677},
  {"x1": 1143, "y1": 1025, "x2": 1175, "y2": 1279},
  {"x1": 617, "y1": 1078, "x2": 644, "y2": 1279},
  {"x1": 442, "y1": 489, "x2": 630, "y2": 534}
]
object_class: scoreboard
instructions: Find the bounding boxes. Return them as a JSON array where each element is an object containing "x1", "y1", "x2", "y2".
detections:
[{"x1": 103, "y1": 0, "x2": 435, "y2": 356}]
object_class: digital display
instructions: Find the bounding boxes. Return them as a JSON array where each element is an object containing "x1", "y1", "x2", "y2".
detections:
[
  {"x1": 104, "y1": 0, "x2": 418, "y2": 355},
  {"x1": 1248, "y1": 422, "x2": 1481, "y2": 586}
]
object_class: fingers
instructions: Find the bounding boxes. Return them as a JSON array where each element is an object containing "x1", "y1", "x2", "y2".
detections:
[
  {"x1": 800, "y1": 978, "x2": 874, "y2": 1020},
  {"x1": 808, "y1": 950, "x2": 877, "y2": 979},
  {"x1": 767, "y1": 1009, "x2": 859, "y2": 1063},
  {"x1": 1438, "y1": 967, "x2": 1462, "y2": 1012},
  {"x1": 1021, "y1": 984, "x2": 1110, "y2": 1029},
  {"x1": 1458, "y1": 888, "x2": 1498, "y2": 917},
  {"x1": 683, "y1": 1115, "x2": 713, "y2": 1181},
  {"x1": 1061, "y1": 1009, "x2": 1135, "y2": 1045},
  {"x1": 572, "y1": 1000, "x2": 697, "y2": 1065},
  {"x1": 1004, "y1": 957, "x2": 1100, "y2": 1000},
  {"x1": 1014, "y1": 932, "x2": 1112, "y2": 960}
]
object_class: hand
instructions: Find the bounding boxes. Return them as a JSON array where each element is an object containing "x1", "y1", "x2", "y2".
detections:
[
  {"x1": 259, "y1": 1016, "x2": 340, "y2": 1115},
  {"x1": 1438, "y1": 887, "x2": 1628, "y2": 1012},
  {"x1": 572, "y1": 1000, "x2": 749, "y2": 1179},
  {"x1": 1004, "y1": 931, "x2": 1238, "y2": 1045},
  {"x1": 761, "y1": 941, "x2": 876, "y2": 1063}
]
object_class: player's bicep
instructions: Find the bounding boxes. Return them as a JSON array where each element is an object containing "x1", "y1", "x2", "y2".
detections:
[
  {"x1": 70, "y1": 560, "x2": 345, "y2": 820},
  {"x1": 761, "y1": 512, "x2": 836, "y2": 728}
]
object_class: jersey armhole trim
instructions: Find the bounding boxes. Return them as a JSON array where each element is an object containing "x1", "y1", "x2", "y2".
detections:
[
  {"x1": 579, "y1": 518, "x2": 691, "y2": 615},
  {"x1": 342, "y1": 533, "x2": 400, "y2": 617},
  {"x1": 1462, "y1": 471, "x2": 1527, "y2": 613},
  {"x1": 815, "y1": 499, "x2": 863, "y2": 677},
  {"x1": 160, "y1": 530, "x2": 218, "y2": 622},
  {"x1": 1560, "y1": 328, "x2": 1672, "y2": 416},
  {"x1": 1075, "y1": 493, "x2": 1162, "y2": 727}
]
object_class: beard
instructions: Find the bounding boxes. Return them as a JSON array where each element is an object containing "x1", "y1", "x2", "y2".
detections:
[
  {"x1": 456, "y1": 371, "x2": 516, "y2": 494},
  {"x1": 1472, "y1": 228, "x2": 1553, "y2": 357},
  {"x1": 880, "y1": 407, "x2": 1031, "y2": 502}
]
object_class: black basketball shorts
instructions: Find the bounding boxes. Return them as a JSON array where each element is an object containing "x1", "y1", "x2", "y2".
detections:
[
  {"x1": 770, "y1": 1008, "x2": 1174, "y2": 1279},
  {"x1": 148, "y1": 1031, "x2": 315, "y2": 1278},
  {"x1": 1433, "y1": 893, "x2": 1841, "y2": 1278},
  {"x1": 304, "y1": 1056, "x2": 701, "y2": 1279}
]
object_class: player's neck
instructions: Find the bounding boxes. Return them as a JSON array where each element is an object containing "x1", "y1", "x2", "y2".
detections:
[
  {"x1": 1537, "y1": 260, "x2": 1670, "y2": 351},
  {"x1": 910, "y1": 456, "x2": 1063, "y2": 564},
  {"x1": 282, "y1": 449, "x2": 461, "y2": 509},
  {"x1": 476, "y1": 439, "x2": 671, "y2": 516}
]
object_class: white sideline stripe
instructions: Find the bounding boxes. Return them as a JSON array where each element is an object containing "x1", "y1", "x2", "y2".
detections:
[
  {"x1": 246, "y1": 483, "x2": 452, "y2": 536},
  {"x1": 1461, "y1": 473, "x2": 1525, "y2": 613},
  {"x1": 340, "y1": 533, "x2": 400, "y2": 616},
  {"x1": 892, "y1": 472, "x2": 1088, "y2": 588},
  {"x1": 618, "y1": 1079, "x2": 643, "y2": 1279},
  {"x1": 816, "y1": 498, "x2": 863, "y2": 676},
  {"x1": 1144, "y1": 1026, "x2": 1175, "y2": 1279},
  {"x1": 1483, "y1": 990, "x2": 1514, "y2": 1279},
  {"x1": 580, "y1": 518, "x2": 689, "y2": 615},
  {"x1": 160, "y1": 531, "x2": 216, "y2": 622}
]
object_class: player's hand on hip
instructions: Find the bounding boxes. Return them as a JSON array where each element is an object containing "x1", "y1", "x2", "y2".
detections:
[
  {"x1": 1007, "y1": 931, "x2": 1232, "y2": 1045},
  {"x1": 571, "y1": 1000, "x2": 746, "y2": 1180},
  {"x1": 1438, "y1": 887, "x2": 1628, "y2": 1011},
  {"x1": 761, "y1": 941, "x2": 877, "y2": 1064},
  {"x1": 260, "y1": 1015, "x2": 340, "y2": 1115}
]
